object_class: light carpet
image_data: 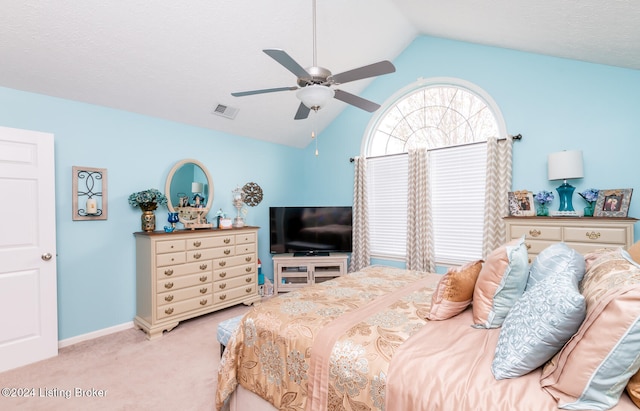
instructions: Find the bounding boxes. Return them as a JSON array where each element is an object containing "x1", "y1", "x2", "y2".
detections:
[{"x1": 0, "y1": 304, "x2": 250, "y2": 411}]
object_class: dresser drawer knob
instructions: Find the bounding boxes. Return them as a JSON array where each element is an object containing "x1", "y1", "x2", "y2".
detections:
[
  {"x1": 219, "y1": 272, "x2": 227, "y2": 278},
  {"x1": 164, "y1": 269, "x2": 174, "y2": 276},
  {"x1": 224, "y1": 249, "x2": 231, "y2": 255},
  {"x1": 200, "y1": 299, "x2": 208, "y2": 306},
  {"x1": 219, "y1": 261, "x2": 227, "y2": 267},
  {"x1": 529, "y1": 229, "x2": 541, "y2": 237},
  {"x1": 245, "y1": 266, "x2": 252, "y2": 273},
  {"x1": 245, "y1": 277, "x2": 252, "y2": 283},
  {"x1": 245, "y1": 287, "x2": 252, "y2": 293},
  {"x1": 193, "y1": 240, "x2": 201, "y2": 247},
  {"x1": 220, "y1": 294, "x2": 227, "y2": 300},
  {"x1": 586, "y1": 231, "x2": 601, "y2": 240},
  {"x1": 193, "y1": 252, "x2": 202, "y2": 259},
  {"x1": 224, "y1": 238, "x2": 231, "y2": 244},
  {"x1": 199, "y1": 275, "x2": 208, "y2": 282},
  {"x1": 164, "y1": 282, "x2": 174, "y2": 289},
  {"x1": 165, "y1": 295, "x2": 174, "y2": 302},
  {"x1": 219, "y1": 283, "x2": 226, "y2": 289},
  {"x1": 165, "y1": 307, "x2": 174, "y2": 315},
  {"x1": 525, "y1": 243, "x2": 531, "y2": 250},
  {"x1": 200, "y1": 287, "x2": 208, "y2": 294},
  {"x1": 245, "y1": 256, "x2": 252, "y2": 262},
  {"x1": 199, "y1": 263, "x2": 208, "y2": 270}
]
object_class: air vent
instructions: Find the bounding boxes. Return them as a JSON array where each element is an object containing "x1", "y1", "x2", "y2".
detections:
[{"x1": 212, "y1": 104, "x2": 238, "y2": 119}]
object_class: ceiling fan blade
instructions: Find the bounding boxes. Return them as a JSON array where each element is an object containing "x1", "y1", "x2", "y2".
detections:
[
  {"x1": 263, "y1": 49, "x2": 311, "y2": 79},
  {"x1": 333, "y1": 89, "x2": 381, "y2": 113},
  {"x1": 231, "y1": 86, "x2": 298, "y2": 97},
  {"x1": 294, "y1": 102, "x2": 311, "y2": 120},
  {"x1": 330, "y1": 60, "x2": 395, "y2": 85}
]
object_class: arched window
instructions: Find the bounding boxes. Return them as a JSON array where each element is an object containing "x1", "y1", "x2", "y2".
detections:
[{"x1": 364, "y1": 78, "x2": 506, "y2": 264}]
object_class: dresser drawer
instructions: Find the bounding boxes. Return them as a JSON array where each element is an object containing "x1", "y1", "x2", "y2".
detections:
[
  {"x1": 157, "y1": 271, "x2": 211, "y2": 293},
  {"x1": 156, "y1": 251, "x2": 187, "y2": 267},
  {"x1": 235, "y1": 242, "x2": 256, "y2": 255},
  {"x1": 157, "y1": 284, "x2": 212, "y2": 306},
  {"x1": 156, "y1": 239, "x2": 186, "y2": 254},
  {"x1": 236, "y1": 232, "x2": 256, "y2": 245},
  {"x1": 509, "y1": 225, "x2": 562, "y2": 241},
  {"x1": 186, "y1": 246, "x2": 235, "y2": 262},
  {"x1": 216, "y1": 254, "x2": 257, "y2": 269},
  {"x1": 186, "y1": 236, "x2": 228, "y2": 250},
  {"x1": 215, "y1": 273, "x2": 255, "y2": 292},
  {"x1": 156, "y1": 260, "x2": 212, "y2": 279},
  {"x1": 157, "y1": 294, "x2": 213, "y2": 319},
  {"x1": 563, "y1": 226, "x2": 628, "y2": 245},
  {"x1": 214, "y1": 284, "x2": 257, "y2": 305},
  {"x1": 210, "y1": 235, "x2": 236, "y2": 247},
  {"x1": 214, "y1": 263, "x2": 256, "y2": 281}
]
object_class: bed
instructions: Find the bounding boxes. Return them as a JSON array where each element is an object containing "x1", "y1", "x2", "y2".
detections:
[{"x1": 215, "y1": 240, "x2": 640, "y2": 411}]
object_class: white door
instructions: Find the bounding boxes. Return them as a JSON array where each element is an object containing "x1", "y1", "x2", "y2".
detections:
[{"x1": 0, "y1": 126, "x2": 57, "y2": 372}]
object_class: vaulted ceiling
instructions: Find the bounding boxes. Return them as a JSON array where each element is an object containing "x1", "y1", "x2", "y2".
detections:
[{"x1": 1, "y1": 1, "x2": 638, "y2": 148}]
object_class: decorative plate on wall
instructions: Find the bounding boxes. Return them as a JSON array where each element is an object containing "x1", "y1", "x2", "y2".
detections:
[{"x1": 243, "y1": 182, "x2": 263, "y2": 206}]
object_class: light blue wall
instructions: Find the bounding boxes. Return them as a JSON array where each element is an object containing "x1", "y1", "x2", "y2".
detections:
[
  {"x1": 304, "y1": 34, "x2": 640, "y2": 236},
  {"x1": 0, "y1": 87, "x2": 304, "y2": 340},
  {"x1": 2, "y1": 34, "x2": 639, "y2": 341}
]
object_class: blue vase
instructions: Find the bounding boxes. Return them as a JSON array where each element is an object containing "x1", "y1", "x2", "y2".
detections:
[
  {"x1": 537, "y1": 204, "x2": 549, "y2": 216},
  {"x1": 584, "y1": 203, "x2": 595, "y2": 217}
]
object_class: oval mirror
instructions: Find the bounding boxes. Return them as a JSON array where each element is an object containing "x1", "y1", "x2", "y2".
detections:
[{"x1": 164, "y1": 159, "x2": 214, "y2": 229}]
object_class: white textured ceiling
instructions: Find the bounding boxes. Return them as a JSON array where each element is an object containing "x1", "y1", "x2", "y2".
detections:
[{"x1": 1, "y1": 1, "x2": 638, "y2": 148}]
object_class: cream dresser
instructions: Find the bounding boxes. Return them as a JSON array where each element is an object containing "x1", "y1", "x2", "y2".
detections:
[
  {"x1": 504, "y1": 217, "x2": 637, "y2": 262},
  {"x1": 134, "y1": 227, "x2": 261, "y2": 339}
]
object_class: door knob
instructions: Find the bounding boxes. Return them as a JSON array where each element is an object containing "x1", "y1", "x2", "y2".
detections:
[{"x1": 41, "y1": 253, "x2": 53, "y2": 261}]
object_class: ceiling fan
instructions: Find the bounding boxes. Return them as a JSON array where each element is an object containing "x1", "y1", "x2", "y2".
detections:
[{"x1": 231, "y1": 0, "x2": 396, "y2": 120}]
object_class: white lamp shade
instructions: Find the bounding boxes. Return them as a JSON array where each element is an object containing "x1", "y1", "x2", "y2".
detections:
[
  {"x1": 191, "y1": 182, "x2": 204, "y2": 193},
  {"x1": 296, "y1": 85, "x2": 335, "y2": 109},
  {"x1": 548, "y1": 150, "x2": 584, "y2": 181}
]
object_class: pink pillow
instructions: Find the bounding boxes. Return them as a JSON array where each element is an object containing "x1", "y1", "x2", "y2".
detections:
[
  {"x1": 472, "y1": 237, "x2": 529, "y2": 328},
  {"x1": 426, "y1": 260, "x2": 483, "y2": 321},
  {"x1": 543, "y1": 248, "x2": 640, "y2": 410},
  {"x1": 541, "y1": 285, "x2": 640, "y2": 410}
]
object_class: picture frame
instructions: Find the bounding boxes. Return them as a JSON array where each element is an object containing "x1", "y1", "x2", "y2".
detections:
[
  {"x1": 508, "y1": 190, "x2": 535, "y2": 217},
  {"x1": 594, "y1": 188, "x2": 633, "y2": 217}
]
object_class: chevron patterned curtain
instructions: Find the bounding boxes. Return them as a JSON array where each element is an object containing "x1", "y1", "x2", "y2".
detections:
[
  {"x1": 349, "y1": 156, "x2": 370, "y2": 272},
  {"x1": 406, "y1": 148, "x2": 436, "y2": 272},
  {"x1": 482, "y1": 135, "x2": 513, "y2": 257}
]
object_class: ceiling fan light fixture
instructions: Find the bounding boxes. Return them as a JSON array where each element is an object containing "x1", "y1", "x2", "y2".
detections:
[{"x1": 296, "y1": 85, "x2": 334, "y2": 111}]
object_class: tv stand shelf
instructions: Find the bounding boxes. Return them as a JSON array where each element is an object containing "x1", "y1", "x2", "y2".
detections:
[{"x1": 273, "y1": 253, "x2": 349, "y2": 293}]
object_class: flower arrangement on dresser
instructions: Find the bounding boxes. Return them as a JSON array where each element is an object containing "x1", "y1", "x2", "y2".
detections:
[
  {"x1": 128, "y1": 188, "x2": 167, "y2": 231},
  {"x1": 534, "y1": 190, "x2": 554, "y2": 216},
  {"x1": 580, "y1": 188, "x2": 600, "y2": 217}
]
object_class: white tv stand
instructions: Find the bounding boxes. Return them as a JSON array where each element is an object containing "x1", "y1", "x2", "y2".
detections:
[{"x1": 272, "y1": 253, "x2": 349, "y2": 293}]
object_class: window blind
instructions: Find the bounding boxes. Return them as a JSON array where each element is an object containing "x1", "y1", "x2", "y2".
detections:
[
  {"x1": 430, "y1": 143, "x2": 487, "y2": 265},
  {"x1": 367, "y1": 155, "x2": 408, "y2": 259}
]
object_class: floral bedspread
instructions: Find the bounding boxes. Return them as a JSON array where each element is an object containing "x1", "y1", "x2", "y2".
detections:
[{"x1": 215, "y1": 265, "x2": 440, "y2": 411}]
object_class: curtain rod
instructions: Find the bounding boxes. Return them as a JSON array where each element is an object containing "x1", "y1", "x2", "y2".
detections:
[{"x1": 349, "y1": 134, "x2": 522, "y2": 162}]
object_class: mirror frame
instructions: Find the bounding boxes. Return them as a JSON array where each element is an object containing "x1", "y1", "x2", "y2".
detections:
[{"x1": 164, "y1": 158, "x2": 214, "y2": 229}]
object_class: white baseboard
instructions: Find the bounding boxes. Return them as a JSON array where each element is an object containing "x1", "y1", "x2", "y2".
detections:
[{"x1": 58, "y1": 321, "x2": 135, "y2": 348}]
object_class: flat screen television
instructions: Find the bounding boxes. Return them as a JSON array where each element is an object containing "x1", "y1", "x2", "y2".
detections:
[{"x1": 269, "y1": 206, "x2": 352, "y2": 256}]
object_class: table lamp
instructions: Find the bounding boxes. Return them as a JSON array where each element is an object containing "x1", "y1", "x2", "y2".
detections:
[{"x1": 547, "y1": 150, "x2": 584, "y2": 215}]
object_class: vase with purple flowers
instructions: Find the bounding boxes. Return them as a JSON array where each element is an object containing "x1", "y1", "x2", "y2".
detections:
[
  {"x1": 534, "y1": 190, "x2": 554, "y2": 216},
  {"x1": 580, "y1": 188, "x2": 599, "y2": 217}
]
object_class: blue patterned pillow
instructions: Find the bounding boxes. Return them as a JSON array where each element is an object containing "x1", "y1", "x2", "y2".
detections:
[
  {"x1": 527, "y1": 242, "x2": 585, "y2": 291},
  {"x1": 492, "y1": 273, "x2": 585, "y2": 380}
]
